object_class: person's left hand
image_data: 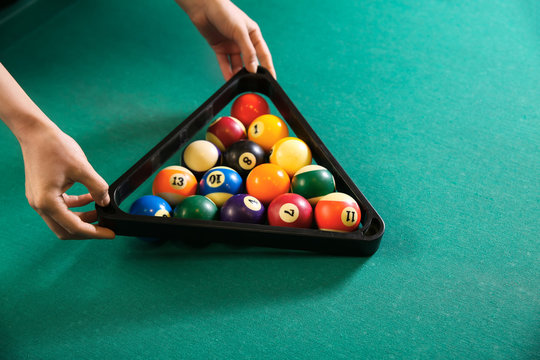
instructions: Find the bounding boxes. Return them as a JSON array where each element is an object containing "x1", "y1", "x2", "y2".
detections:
[{"x1": 177, "y1": 0, "x2": 276, "y2": 80}]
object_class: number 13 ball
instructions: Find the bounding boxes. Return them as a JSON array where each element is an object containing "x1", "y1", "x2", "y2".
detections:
[
  {"x1": 152, "y1": 166, "x2": 198, "y2": 207},
  {"x1": 315, "y1": 192, "x2": 361, "y2": 232}
]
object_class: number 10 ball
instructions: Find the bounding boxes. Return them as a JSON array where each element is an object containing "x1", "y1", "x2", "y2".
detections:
[{"x1": 199, "y1": 166, "x2": 243, "y2": 207}]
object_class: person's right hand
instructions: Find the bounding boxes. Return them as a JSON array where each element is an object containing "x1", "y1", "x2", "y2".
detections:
[{"x1": 19, "y1": 122, "x2": 115, "y2": 240}]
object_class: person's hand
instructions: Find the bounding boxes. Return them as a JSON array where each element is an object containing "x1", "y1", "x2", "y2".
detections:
[
  {"x1": 19, "y1": 122, "x2": 115, "y2": 240},
  {"x1": 177, "y1": 0, "x2": 276, "y2": 80}
]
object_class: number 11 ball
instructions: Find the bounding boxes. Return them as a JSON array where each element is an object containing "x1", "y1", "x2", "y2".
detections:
[{"x1": 315, "y1": 192, "x2": 361, "y2": 232}]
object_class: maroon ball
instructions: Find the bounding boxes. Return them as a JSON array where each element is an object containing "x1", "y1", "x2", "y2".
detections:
[{"x1": 268, "y1": 193, "x2": 313, "y2": 228}]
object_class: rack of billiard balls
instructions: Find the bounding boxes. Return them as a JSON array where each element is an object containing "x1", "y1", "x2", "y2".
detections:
[{"x1": 129, "y1": 93, "x2": 361, "y2": 236}]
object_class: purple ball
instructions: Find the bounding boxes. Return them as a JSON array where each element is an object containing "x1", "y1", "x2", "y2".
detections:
[{"x1": 220, "y1": 194, "x2": 265, "y2": 224}]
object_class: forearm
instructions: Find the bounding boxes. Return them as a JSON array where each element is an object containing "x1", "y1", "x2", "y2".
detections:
[{"x1": 0, "y1": 63, "x2": 56, "y2": 144}]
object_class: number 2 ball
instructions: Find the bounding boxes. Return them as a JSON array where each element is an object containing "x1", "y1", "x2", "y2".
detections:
[
  {"x1": 199, "y1": 166, "x2": 243, "y2": 207},
  {"x1": 268, "y1": 193, "x2": 313, "y2": 228},
  {"x1": 315, "y1": 192, "x2": 361, "y2": 232},
  {"x1": 223, "y1": 140, "x2": 266, "y2": 177},
  {"x1": 152, "y1": 166, "x2": 197, "y2": 207},
  {"x1": 231, "y1": 93, "x2": 270, "y2": 128}
]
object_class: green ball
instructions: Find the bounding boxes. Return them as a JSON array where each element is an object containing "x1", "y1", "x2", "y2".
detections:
[
  {"x1": 173, "y1": 195, "x2": 218, "y2": 220},
  {"x1": 291, "y1": 165, "x2": 336, "y2": 205}
]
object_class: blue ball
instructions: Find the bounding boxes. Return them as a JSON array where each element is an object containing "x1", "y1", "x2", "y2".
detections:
[
  {"x1": 199, "y1": 166, "x2": 243, "y2": 207},
  {"x1": 129, "y1": 195, "x2": 172, "y2": 217},
  {"x1": 221, "y1": 194, "x2": 265, "y2": 224}
]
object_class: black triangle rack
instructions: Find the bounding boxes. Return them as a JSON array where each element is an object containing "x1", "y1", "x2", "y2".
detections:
[{"x1": 96, "y1": 67, "x2": 384, "y2": 256}]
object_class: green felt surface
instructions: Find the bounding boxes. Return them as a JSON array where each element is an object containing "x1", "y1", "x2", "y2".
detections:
[{"x1": 0, "y1": 0, "x2": 539, "y2": 358}]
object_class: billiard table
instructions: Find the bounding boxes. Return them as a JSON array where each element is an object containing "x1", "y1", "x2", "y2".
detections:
[{"x1": 0, "y1": 0, "x2": 538, "y2": 358}]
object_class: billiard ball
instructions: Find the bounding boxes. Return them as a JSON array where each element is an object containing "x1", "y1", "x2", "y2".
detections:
[
  {"x1": 248, "y1": 114, "x2": 289, "y2": 152},
  {"x1": 199, "y1": 166, "x2": 243, "y2": 207},
  {"x1": 230, "y1": 93, "x2": 270, "y2": 128},
  {"x1": 223, "y1": 140, "x2": 266, "y2": 177},
  {"x1": 206, "y1": 116, "x2": 246, "y2": 151},
  {"x1": 173, "y1": 195, "x2": 218, "y2": 220},
  {"x1": 181, "y1": 140, "x2": 222, "y2": 178},
  {"x1": 152, "y1": 165, "x2": 198, "y2": 207},
  {"x1": 268, "y1": 193, "x2": 313, "y2": 228},
  {"x1": 269, "y1": 137, "x2": 312, "y2": 177},
  {"x1": 314, "y1": 192, "x2": 361, "y2": 232},
  {"x1": 246, "y1": 163, "x2": 290, "y2": 205},
  {"x1": 129, "y1": 195, "x2": 172, "y2": 217},
  {"x1": 221, "y1": 194, "x2": 265, "y2": 224},
  {"x1": 291, "y1": 165, "x2": 336, "y2": 205}
]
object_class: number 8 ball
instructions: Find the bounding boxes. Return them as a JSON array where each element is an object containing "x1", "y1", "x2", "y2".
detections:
[{"x1": 223, "y1": 140, "x2": 266, "y2": 177}]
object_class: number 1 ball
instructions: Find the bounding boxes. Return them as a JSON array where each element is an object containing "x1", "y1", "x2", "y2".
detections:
[
  {"x1": 248, "y1": 114, "x2": 289, "y2": 152},
  {"x1": 223, "y1": 140, "x2": 266, "y2": 177},
  {"x1": 268, "y1": 193, "x2": 313, "y2": 228},
  {"x1": 152, "y1": 166, "x2": 198, "y2": 207},
  {"x1": 221, "y1": 194, "x2": 265, "y2": 224},
  {"x1": 231, "y1": 93, "x2": 270, "y2": 128},
  {"x1": 315, "y1": 192, "x2": 361, "y2": 232}
]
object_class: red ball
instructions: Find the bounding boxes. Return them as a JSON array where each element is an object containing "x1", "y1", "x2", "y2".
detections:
[
  {"x1": 315, "y1": 192, "x2": 361, "y2": 232},
  {"x1": 231, "y1": 93, "x2": 270, "y2": 128},
  {"x1": 206, "y1": 116, "x2": 246, "y2": 151},
  {"x1": 268, "y1": 193, "x2": 313, "y2": 228}
]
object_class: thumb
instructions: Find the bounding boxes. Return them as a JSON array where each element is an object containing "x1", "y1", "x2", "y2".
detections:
[{"x1": 74, "y1": 164, "x2": 110, "y2": 207}]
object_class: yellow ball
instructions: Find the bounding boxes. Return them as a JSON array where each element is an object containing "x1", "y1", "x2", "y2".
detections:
[
  {"x1": 248, "y1": 114, "x2": 289, "y2": 152},
  {"x1": 269, "y1": 137, "x2": 312, "y2": 177}
]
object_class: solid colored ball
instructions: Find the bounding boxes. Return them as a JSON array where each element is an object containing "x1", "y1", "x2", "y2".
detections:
[
  {"x1": 220, "y1": 194, "x2": 265, "y2": 224},
  {"x1": 230, "y1": 93, "x2": 270, "y2": 128},
  {"x1": 152, "y1": 166, "x2": 198, "y2": 207},
  {"x1": 223, "y1": 139, "x2": 266, "y2": 177},
  {"x1": 246, "y1": 163, "x2": 290, "y2": 205},
  {"x1": 173, "y1": 195, "x2": 218, "y2": 220},
  {"x1": 291, "y1": 165, "x2": 336, "y2": 205},
  {"x1": 129, "y1": 195, "x2": 172, "y2": 217},
  {"x1": 248, "y1": 114, "x2": 289, "y2": 152},
  {"x1": 206, "y1": 116, "x2": 246, "y2": 151},
  {"x1": 199, "y1": 166, "x2": 243, "y2": 207},
  {"x1": 181, "y1": 140, "x2": 222, "y2": 178},
  {"x1": 315, "y1": 192, "x2": 361, "y2": 232},
  {"x1": 268, "y1": 193, "x2": 313, "y2": 228},
  {"x1": 269, "y1": 137, "x2": 312, "y2": 177}
]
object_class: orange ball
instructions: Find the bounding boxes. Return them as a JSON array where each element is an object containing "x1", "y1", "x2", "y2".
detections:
[
  {"x1": 246, "y1": 163, "x2": 290, "y2": 205},
  {"x1": 152, "y1": 166, "x2": 197, "y2": 206},
  {"x1": 248, "y1": 114, "x2": 289, "y2": 152},
  {"x1": 315, "y1": 192, "x2": 361, "y2": 232}
]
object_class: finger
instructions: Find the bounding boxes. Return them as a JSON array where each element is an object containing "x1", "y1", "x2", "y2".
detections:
[
  {"x1": 49, "y1": 204, "x2": 115, "y2": 239},
  {"x1": 249, "y1": 27, "x2": 276, "y2": 79},
  {"x1": 76, "y1": 209, "x2": 98, "y2": 223},
  {"x1": 72, "y1": 164, "x2": 110, "y2": 207},
  {"x1": 62, "y1": 193, "x2": 94, "y2": 208},
  {"x1": 40, "y1": 212, "x2": 72, "y2": 240},
  {"x1": 229, "y1": 53, "x2": 244, "y2": 76},
  {"x1": 233, "y1": 25, "x2": 258, "y2": 73},
  {"x1": 216, "y1": 53, "x2": 233, "y2": 80}
]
